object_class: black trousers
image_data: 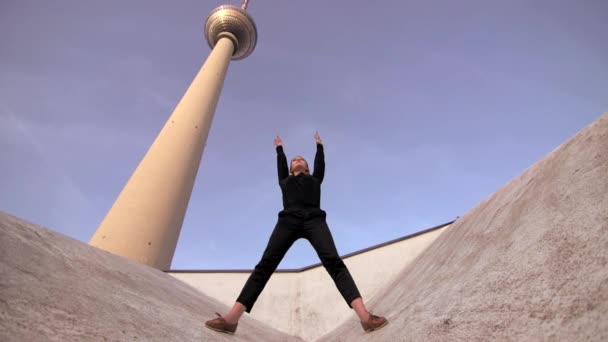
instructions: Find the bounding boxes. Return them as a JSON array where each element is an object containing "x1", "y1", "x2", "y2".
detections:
[{"x1": 236, "y1": 212, "x2": 362, "y2": 313}]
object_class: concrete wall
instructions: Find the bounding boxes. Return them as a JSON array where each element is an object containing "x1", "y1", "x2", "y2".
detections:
[{"x1": 168, "y1": 224, "x2": 450, "y2": 341}]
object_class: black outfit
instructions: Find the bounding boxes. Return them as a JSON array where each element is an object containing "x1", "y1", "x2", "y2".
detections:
[{"x1": 236, "y1": 144, "x2": 362, "y2": 313}]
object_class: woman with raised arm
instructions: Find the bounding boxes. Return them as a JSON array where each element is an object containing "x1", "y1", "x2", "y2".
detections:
[{"x1": 205, "y1": 132, "x2": 388, "y2": 335}]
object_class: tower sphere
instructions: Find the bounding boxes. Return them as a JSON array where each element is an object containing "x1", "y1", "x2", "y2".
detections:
[{"x1": 204, "y1": 5, "x2": 257, "y2": 60}]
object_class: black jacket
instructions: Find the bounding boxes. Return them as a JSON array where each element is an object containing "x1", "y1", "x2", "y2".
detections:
[{"x1": 276, "y1": 144, "x2": 326, "y2": 218}]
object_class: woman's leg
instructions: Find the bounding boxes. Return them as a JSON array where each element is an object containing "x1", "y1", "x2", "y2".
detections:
[
  {"x1": 350, "y1": 297, "x2": 371, "y2": 321},
  {"x1": 303, "y1": 217, "x2": 387, "y2": 331},
  {"x1": 222, "y1": 302, "x2": 247, "y2": 325},
  {"x1": 302, "y1": 217, "x2": 362, "y2": 312},
  {"x1": 232, "y1": 218, "x2": 300, "y2": 318}
]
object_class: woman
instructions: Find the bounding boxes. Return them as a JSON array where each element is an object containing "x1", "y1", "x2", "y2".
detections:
[{"x1": 205, "y1": 132, "x2": 388, "y2": 335}]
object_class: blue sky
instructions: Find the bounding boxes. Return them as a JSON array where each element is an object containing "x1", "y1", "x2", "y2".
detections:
[{"x1": 1, "y1": 0, "x2": 606, "y2": 270}]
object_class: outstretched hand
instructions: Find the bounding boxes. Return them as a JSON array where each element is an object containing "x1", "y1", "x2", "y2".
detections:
[
  {"x1": 274, "y1": 135, "x2": 283, "y2": 147},
  {"x1": 314, "y1": 131, "x2": 322, "y2": 144}
]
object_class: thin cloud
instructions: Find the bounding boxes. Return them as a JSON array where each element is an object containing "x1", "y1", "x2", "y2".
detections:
[
  {"x1": 140, "y1": 86, "x2": 176, "y2": 112},
  {"x1": 1, "y1": 104, "x2": 95, "y2": 218}
]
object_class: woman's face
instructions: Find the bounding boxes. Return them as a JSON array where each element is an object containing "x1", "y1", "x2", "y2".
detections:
[{"x1": 291, "y1": 156, "x2": 309, "y2": 174}]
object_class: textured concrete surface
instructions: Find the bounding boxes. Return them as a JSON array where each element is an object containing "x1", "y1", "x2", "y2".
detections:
[
  {"x1": 2, "y1": 113, "x2": 607, "y2": 342},
  {"x1": 0, "y1": 212, "x2": 302, "y2": 342},
  {"x1": 168, "y1": 225, "x2": 448, "y2": 341},
  {"x1": 317, "y1": 114, "x2": 608, "y2": 341}
]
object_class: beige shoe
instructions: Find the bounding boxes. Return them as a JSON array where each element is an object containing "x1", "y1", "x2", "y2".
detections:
[
  {"x1": 205, "y1": 312, "x2": 238, "y2": 335},
  {"x1": 361, "y1": 312, "x2": 388, "y2": 332}
]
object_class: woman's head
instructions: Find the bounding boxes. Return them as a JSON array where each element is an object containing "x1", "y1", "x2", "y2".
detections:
[{"x1": 290, "y1": 156, "x2": 309, "y2": 175}]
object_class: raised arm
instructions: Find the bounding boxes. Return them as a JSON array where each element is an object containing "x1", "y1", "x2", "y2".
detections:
[
  {"x1": 313, "y1": 131, "x2": 325, "y2": 182},
  {"x1": 275, "y1": 135, "x2": 289, "y2": 181}
]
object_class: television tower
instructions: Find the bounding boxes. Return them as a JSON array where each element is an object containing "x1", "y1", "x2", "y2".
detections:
[{"x1": 89, "y1": 0, "x2": 257, "y2": 270}]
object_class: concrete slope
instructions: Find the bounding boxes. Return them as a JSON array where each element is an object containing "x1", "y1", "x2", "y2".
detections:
[
  {"x1": 0, "y1": 212, "x2": 302, "y2": 342},
  {"x1": 318, "y1": 113, "x2": 608, "y2": 342}
]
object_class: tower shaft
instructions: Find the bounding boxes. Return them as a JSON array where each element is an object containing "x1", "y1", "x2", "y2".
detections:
[{"x1": 89, "y1": 37, "x2": 236, "y2": 270}]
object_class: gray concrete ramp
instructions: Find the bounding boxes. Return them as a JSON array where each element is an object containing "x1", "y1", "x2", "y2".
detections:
[
  {"x1": 318, "y1": 113, "x2": 608, "y2": 342},
  {"x1": 0, "y1": 212, "x2": 302, "y2": 342}
]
